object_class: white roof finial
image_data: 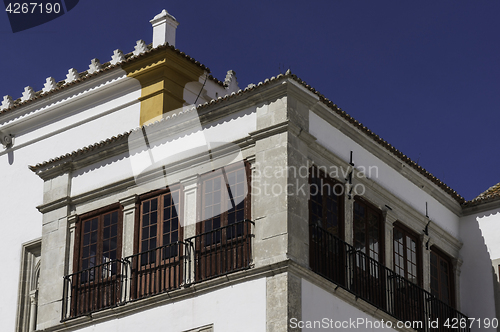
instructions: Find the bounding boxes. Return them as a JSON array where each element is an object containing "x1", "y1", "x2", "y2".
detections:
[
  {"x1": 1, "y1": 95, "x2": 13, "y2": 110},
  {"x1": 150, "y1": 9, "x2": 179, "y2": 48},
  {"x1": 133, "y1": 40, "x2": 148, "y2": 56},
  {"x1": 111, "y1": 49, "x2": 125, "y2": 65},
  {"x1": 88, "y1": 58, "x2": 102, "y2": 74},
  {"x1": 21, "y1": 86, "x2": 35, "y2": 102},
  {"x1": 224, "y1": 70, "x2": 239, "y2": 93},
  {"x1": 65, "y1": 68, "x2": 78, "y2": 84},
  {"x1": 42, "y1": 77, "x2": 56, "y2": 93}
]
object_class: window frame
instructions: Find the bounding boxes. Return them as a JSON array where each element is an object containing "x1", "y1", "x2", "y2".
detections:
[
  {"x1": 195, "y1": 162, "x2": 252, "y2": 281},
  {"x1": 308, "y1": 166, "x2": 345, "y2": 240},
  {"x1": 196, "y1": 162, "x2": 251, "y2": 237},
  {"x1": 393, "y1": 222, "x2": 422, "y2": 286},
  {"x1": 430, "y1": 246, "x2": 455, "y2": 308},
  {"x1": 134, "y1": 186, "x2": 184, "y2": 261},
  {"x1": 73, "y1": 203, "x2": 123, "y2": 276},
  {"x1": 353, "y1": 196, "x2": 384, "y2": 264},
  {"x1": 131, "y1": 186, "x2": 185, "y2": 299},
  {"x1": 71, "y1": 203, "x2": 124, "y2": 317}
]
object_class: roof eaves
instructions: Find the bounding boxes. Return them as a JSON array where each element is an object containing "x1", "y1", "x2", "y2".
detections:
[
  {"x1": 1, "y1": 43, "x2": 214, "y2": 116},
  {"x1": 462, "y1": 182, "x2": 500, "y2": 207},
  {"x1": 29, "y1": 132, "x2": 132, "y2": 173},
  {"x1": 28, "y1": 70, "x2": 466, "y2": 204}
]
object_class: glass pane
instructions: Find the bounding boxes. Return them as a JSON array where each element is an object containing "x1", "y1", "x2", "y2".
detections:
[
  {"x1": 91, "y1": 218, "x2": 98, "y2": 231},
  {"x1": 104, "y1": 214, "x2": 110, "y2": 227},
  {"x1": 151, "y1": 198, "x2": 158, "y2": 211},
  {"x1": 111, "y1": 224, "x2": 117, "y2": 237}
]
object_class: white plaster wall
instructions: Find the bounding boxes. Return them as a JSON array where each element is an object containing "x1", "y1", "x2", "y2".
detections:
[
  {"x1": 301, "y1": 279, "x2": 397, "y2": 331},
  {"x1": 71, "y1": 107, "x2": 256, "y2": 196},
  {"x1": 0, "y1": 76, "x2": 141, "y2": 332},
  {"x1": 184, "y1": 76, "x2": 226, "y2": 105},
  {"x1": 72, "y1": 278, "x2": 266, "y2": 332},
  {"x1": 309, "y1": 111, "x2": 460, "y2": 238},
  {"x1": 459, "y1": 212, "x2": 498, "y2": 330},
  {"x1": 476, "y1": 208, "x2": 500, "y2": 260},
  {"x1": 13, "y1": 80, "x2": 141, "y2": 152}
]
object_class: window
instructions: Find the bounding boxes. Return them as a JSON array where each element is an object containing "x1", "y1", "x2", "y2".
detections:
[
  {"x1": 308, "y1": 168, "x2": 345, "y2": 286},
  {"x1": 393, "y1": 223, "x2": 421, "y2": 285},
  {"x1": 309, "y1": 169, "x2": 344, "y2": 238},
  {"x1": 353, "y1": 198, "x2": 383, "y2": 263},
  {"x1": 71, "y1": 204, "x2": 123, "y2": 316},
  {"x1": 393, "y1": 223, "x2": 422, "y2": 323},
  {"x1": 196, "y1": 163, "x2": 251, "y2": 281},
  {"x1": 79, "y1": 210, "x2": 121, "y2": 276},
  {"x1": 16, "y1": 239, "x2": 41, "y2": 332},
  {"x1": 430, "y1": 247, "x2": 454, "y2": 307},
  {"x1": 138, "y1": 188, "x2": 181, "y2": 262},
  {"x1": 199, "y1": 166, "x2": 249, "y2": 238},
  {"x1": 132, "y1": 187, "x2": 183, "y2": 299},
  {"x1": 352, "y1": 198, "x2": 384, "y2": 308}
]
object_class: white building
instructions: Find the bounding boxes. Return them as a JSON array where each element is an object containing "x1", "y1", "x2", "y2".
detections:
[{"x1": 1, "y1": 9, "x2": 498, "y2": 332}]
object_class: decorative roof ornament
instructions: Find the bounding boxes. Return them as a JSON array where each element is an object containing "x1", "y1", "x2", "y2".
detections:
[
  {"x1": 21, "y1": 86, "x2": 35, "y2": 102},
  {"x1": 66, "y1": 68, "x2": 78, "y2": 84},
  {"x1": 1, "y1": 95, "x2": 13, "y2": 110},
  {"x1": 88, "y1": 58, "x2": 102, "y2": 74},
  {"x1": 150, "y1": 9, "x2": 179, "y2": 48},
  {"x1": 42, "y1": 77, "x2": 56, "y2": 93},
  {"x1": 110, "y1": 49, "x2": 125, "y2": 65},
  {"x1": 133, "y1": 40, "x2": 148, "y2": 56},
  {"x1": 224, "y1": 70, "x2": 239, "y2": 93}
]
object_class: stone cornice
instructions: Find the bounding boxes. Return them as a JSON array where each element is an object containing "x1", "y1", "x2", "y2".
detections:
[
  {"x1": 310, "y1": 104, "x2": 463, "y2": 216},
  {"x1": 29, "y1": 81, "x2": 292, "y2": 180},
  {"x1": 37, "y1": 196, "x2": 71, "y2": 214},
  {"x1": 0, "y1": 68, "x2": 133, "y2": 130},
  {"x1": 461, "y1": 196, "x2": 500, "y2": 216},
  {"x1": 308, "y1": 139, "x2": 463, "y2": 256}
]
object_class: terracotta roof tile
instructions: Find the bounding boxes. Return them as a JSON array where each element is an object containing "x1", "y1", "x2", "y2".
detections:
[
  {"x1": 28, "y1": 71, "x2": 465, "y2": 205},
  {"x1": 0, "y1": 43, "x2": 218, "y2": 116},
  {"x1": 463, "y1": 182, "x2": 500, "y2": 207},
  {"x1": 29, "y1": 132, "x2": 132, "y2": 172}
]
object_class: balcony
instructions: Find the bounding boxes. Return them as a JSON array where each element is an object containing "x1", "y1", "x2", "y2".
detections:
[
  {"x1": 310, "y1": 223, "x2": 469, "y2": 332},
  {"x1": 62, "y1": 219, "x2": 253, "y2": 320}
]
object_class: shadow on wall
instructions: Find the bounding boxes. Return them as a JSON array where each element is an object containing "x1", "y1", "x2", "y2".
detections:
[
  {"x1": 493, "y1": 266, "x2": 500, "y2": 322},
  {"x1": 460, "y1": 209, "x2": 500, "y2": 325}
]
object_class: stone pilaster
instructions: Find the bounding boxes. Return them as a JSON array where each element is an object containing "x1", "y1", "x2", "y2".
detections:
[
  {"x1": 344, "y1": 193, "x2": 354, "y2": 246},
  {"x1": 421, "y1": 234, "x2": 434, "y2": 293},
  {"x1": 383, "y1": 209, "x2": 398, "y2": 270},
  {"x1": 120, "y1": 194, "x2": 138, "y2": 258},
  {"x1": 181, "y1": 175, "x2": 198, "y2": 284},
  {"x1": 37, "y1": 172, "x2": 71, "y2": 330},
  {"x1": 119, "y1": 194, "x2": 137, "y2": 302},
  {"x1": 453, "y1": 258, "x2": 463, "y2": 310},
  {"x1": 266, "y1": 271, "x2": 301, "y2": 332}
]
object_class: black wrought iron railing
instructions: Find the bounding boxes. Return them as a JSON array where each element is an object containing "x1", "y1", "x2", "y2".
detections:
[
  {"x1": 62, "y1": 258, "x2": 128, "y2": 319},
  {"x1": 62, "y1": 219, "x2": 253, "y2": 321},
  {"x1": 127, "y1": 241, "x2": 184, "y2": 300},
  {"x1": 185, "y1": 219, "x2": 253, "y2": 283},
  {"x1": 310, "y1": 223, "x2": 469, "y2": 331}
]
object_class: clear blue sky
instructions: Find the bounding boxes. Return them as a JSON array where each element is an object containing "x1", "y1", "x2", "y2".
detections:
[{"x1": 1, "y1": 1, "x2": 499, "y2": 201}]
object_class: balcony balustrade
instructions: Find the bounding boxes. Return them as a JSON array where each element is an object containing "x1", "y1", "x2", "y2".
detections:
[
  {"x1": 62, "y1": 219, "x2": 253, "y2": 321},
  {"x1": 310, "y1": 223, "x2": 469, "y2": 332}
]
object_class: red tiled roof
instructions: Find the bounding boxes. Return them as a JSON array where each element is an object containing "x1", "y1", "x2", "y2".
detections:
[
  {"x1": 0, "y1": 43, "x2": 222, "y2": 116},
  {"x1": 463, "y1": 182, "x2": 500, "y2": 207},
  {"x1": 28, "y1": 70, "x2": 465, "y2": 204}
]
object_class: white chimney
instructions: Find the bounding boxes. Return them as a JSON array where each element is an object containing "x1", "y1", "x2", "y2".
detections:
[{"x1": 150, "y1": 9, "x2": 179, "y2": 48}]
